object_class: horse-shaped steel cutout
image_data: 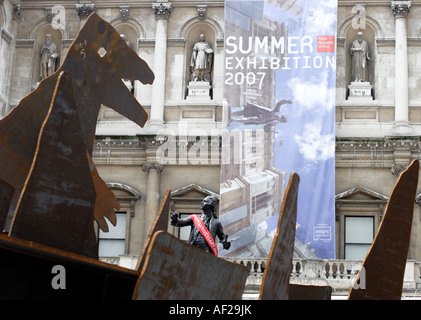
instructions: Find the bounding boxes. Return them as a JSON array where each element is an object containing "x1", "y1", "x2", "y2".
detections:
[
  {"x1": 0, "y1": 13, "x2": 154, "y2": 234},
  {"x1": 10, "y1": 71, "x2": 99, "y2": 257}
]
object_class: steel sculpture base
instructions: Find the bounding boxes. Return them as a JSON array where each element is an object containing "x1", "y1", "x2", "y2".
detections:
[
  {"x1": 289, "y1": 284, "x2": 332, "y2": 300},
  {"x1": 133, "y1": 231, "x2": 249, "y2": 300},
  {"x1": 0, "y1": 233, "x2": 138, "y2": 299}
]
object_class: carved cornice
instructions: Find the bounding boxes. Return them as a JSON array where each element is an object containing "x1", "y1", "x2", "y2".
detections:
[
  {"x1": 391, "y1": 1, "x2": 411, "y2": 19},
  {"x1": 152, "y1": 2, "x2": 172, "y2": 20},
  {"x1": 336, "y1": 137, "x2": 421, "y2": 174}
]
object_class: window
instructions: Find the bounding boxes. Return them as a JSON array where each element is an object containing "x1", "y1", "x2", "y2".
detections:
[
  {"x1": 98, "y1": 212, "x2": 127, "y2": 257},
  {"x1": 344, "y1": 216, "x2": 374, "y2": 260},
  {"x1": 177, "y1": 213, "x2": 192, "y2": 242}
]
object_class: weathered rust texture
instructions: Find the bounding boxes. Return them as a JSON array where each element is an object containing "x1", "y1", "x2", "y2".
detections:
[
  {"x1": 133, "y1": 231, "x2": 249, "y2": 300},
  {"x1": 135, "y1": 189, "x2": 171, "y2": 272},
  {"x1": 0, "y1": 233, "x2": 138, "y2": 299},
  {"x1": 9, "y1": 72, "x2": 98, "y2": 258},
  {"x1": 348, "y1": 159, "x2": 419, "y2": 300},
  {"x1": 289, "y1": 284, "x2": 332, "y2": 300},
  {"x1": 0, "y1": 12, "x2": 154, "y2": 232},
  {"x1": 259, "y1": 173, "x2": 300, "y2": 300},
  {"x1": 0, "y1": 179, "x2": 13, "y2": 231}
]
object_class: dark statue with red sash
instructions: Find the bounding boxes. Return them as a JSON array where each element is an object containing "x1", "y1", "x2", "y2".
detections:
[{"x1": 170, "y1": 196, "x2": 231, "y2": 255}]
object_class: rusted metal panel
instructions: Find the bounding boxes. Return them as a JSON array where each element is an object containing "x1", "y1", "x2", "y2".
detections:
[
  {"x1": 348, "y1": 159, "x2": 419, "y2": 300},
  {"x1": 289, "y1": 284, "x2": 332, "y2": 300},
  {"x1": 89, "y1": 158, "x2": 120, "y2": 232},
  {"x1": 133, "y1": 231, "x2": 249, "y2": 300},
  {"x1": 259, "y1": 173, "x2": 300, "y2": 300},
  {"x1": 0, "y1": 12, "x2": 154, "y2": 233},
  {"x1": 135, "y1": 189, "x2": 171, "y2": 272},
  {"x1": 0, "y1": 179, "x2": 13, "y2": 231},
  {"x1": 0, "y1": 233, "x2": 138, "y2": 299},
  {"x1": 8, "y1": 72, "x2": 98, "y2": 258}
]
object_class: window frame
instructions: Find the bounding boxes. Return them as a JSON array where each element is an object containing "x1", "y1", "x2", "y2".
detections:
[
  {"x1": 98, "y1": 210, "x2": 129, "y2": 257},
  {"x1": 344, "y1": 215, "x2": 375, "y2": 260}
]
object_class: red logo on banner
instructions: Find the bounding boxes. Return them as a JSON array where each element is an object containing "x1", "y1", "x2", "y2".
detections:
[{"x1": 317, "y1": 36, "x2": 335, "y2": 52}]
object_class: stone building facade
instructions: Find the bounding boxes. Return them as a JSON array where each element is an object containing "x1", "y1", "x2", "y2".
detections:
[{"x1": 1, "y1": 0, "x2": 421, "y2": 264}]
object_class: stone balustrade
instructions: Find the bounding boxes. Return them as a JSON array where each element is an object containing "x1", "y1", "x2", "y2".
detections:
[{"x1": 100, "y1": 255, "x2": 421, "y2": 298}]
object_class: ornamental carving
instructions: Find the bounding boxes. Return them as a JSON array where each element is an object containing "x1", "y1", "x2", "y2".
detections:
[
  {"x1": 76, "y1": 4, "x2": 96, "y2": 19},
  {"x1": 119, "y1": 6, "x2": 130, "y2": 21},
  {"x1": 391, "y1": 1, "x2": 411, "y2": 18},
  {"x1": 152, "y1": 3, "x2": 172, "y2": 20},
  {"x1": 12, "y1": 5, "x2": 23, "y2": 21},
  {"x1": 197, "y1": 5, "x2": 207, "y2": 20}
]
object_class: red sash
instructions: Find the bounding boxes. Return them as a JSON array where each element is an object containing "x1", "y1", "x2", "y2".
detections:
[{"x1": 191, "y1": 214, "x2": 218, "y2": 256}]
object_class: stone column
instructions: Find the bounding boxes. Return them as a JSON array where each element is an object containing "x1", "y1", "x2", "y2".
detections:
[
  {"x1": 391, "y1": 1, "x2": 412, "y2": 135},
  {"x1": 147, "y1": 2, "x2": 172, "y2": 133},
  {"x1": 142, "y1": 161, "x2": 163, "y2": 238}
]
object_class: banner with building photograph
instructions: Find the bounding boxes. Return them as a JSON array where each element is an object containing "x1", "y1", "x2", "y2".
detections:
[{"x1": 219, "y1": 0, "x2": 337, "y2": 259}]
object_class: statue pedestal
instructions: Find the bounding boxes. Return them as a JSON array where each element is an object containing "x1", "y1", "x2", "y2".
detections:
[
  {"x1": 186, "y1": 81, "x2": 211, "y2": 101},
  {"x1": 348, "y1": 82, "x2": 373, "y2": 101}
]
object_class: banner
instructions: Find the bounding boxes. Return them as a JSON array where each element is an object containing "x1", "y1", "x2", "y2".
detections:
[{"x1": 219, "y1": 0, "x2": 337, "y2": 259}]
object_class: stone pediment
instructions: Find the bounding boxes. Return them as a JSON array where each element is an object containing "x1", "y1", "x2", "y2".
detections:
[
  {"x1": 171, "y1": 183, "x2": 218, "y2": 200},
  {"x1": 107, "y1": 182, "x2": 143, "y2": 200},
  {"x1": 335, "y1": 186, "x2": 388, "y2": 202},
  {"x1": 170, "y1": 184, "x2": 219, "y2": 214}
]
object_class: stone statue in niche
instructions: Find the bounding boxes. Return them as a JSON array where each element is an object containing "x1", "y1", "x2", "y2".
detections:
[
  {"x1": 40, "y1": 34, "x2": 59, "y2": 80},
  {"x1": 348, "y1": 32, "x2": 373, "y2": 101},
  {"x1": 350, "y1": 32, "x2": 370, "y2": 83},
  {"x1": 190, "y1": 34, "x2": 213, "y2": 82}
]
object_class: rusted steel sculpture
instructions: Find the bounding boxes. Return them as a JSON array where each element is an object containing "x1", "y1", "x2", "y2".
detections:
[
  {"x1": 259, "y1": 173, "x2": 300, "y2": 300},
  {"x1": 348, "y1": 159, "x2": 419, "y2": 300},
  {"x1": 0, "y1": 179, "x2": 13, "y2": 230},
  {"x1": 0, "y1": 232, "x2": 139, "y2": 299},
  {"x1": 9, "y1": 72, "x2": 98, "y2": 258},
  {"x1": 135, "y1": 189, "x2": 171, "y2": 272},
  {"x1": 289, "y1": 284, "x2": 332, "y2": 300},
  {"x1": 132, "y1": 231, "x2": 249, "y2": 300},
  {"x1": 0, "y1": 12, "x2": 154, "y2": 234}
]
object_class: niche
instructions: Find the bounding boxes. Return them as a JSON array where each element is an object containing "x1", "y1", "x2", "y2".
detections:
[
  {"x1": 345, "y1": 26, "x2": 375, "y2": 100},
  {"x1": 33, "y1": 27, "x2": 62, "y2": 85},
  {"x1": 184, "y1": 24, "x2": 215, "y2": 100}
]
